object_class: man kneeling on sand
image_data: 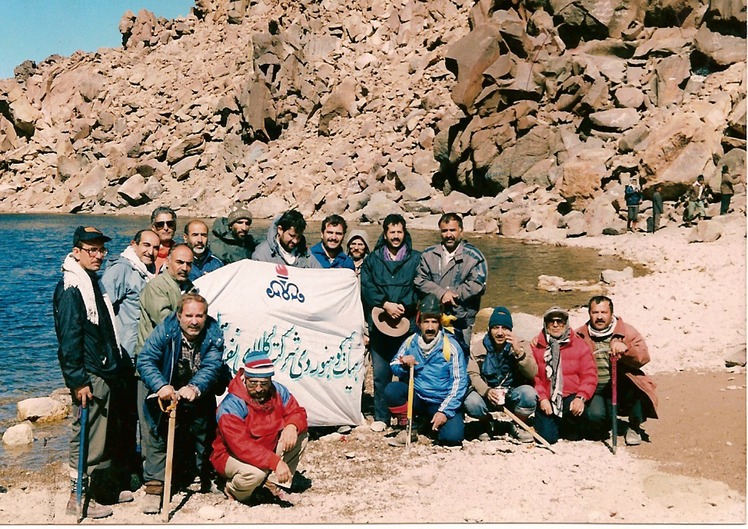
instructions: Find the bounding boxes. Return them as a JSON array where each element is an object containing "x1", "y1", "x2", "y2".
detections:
[{"x1": 211, "y1": 353, "x2": 308, "y2": 506}]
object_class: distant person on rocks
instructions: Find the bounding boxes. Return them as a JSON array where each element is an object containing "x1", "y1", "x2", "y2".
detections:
[
  {"x1": 651, "y1": 185, "x2": 664, "y2": 232},
  {"x1": 183, "y1": 220, "x2": 223, "y2": 281},
  {"x1": 719, "y1": 165, "x2": 737, "y2": 215},
  {"x1": 310, "y1": 214, "x2": 355, "y2": 270},
  {"x1": 210, "y1": 207, "x2": 256, "y2": 264},
  {"x1": 101, "y1": 229, "x2": 160, "y2": 485},
  {"x1": 531, "y1": 307, "x2": 597, "y2": 445},
  {"x1": 685, "y1": 175, "x2": 710, "y2": 226},
  {"x1": 345, "y1": 229, "x2": 370, "y2": 277},
  {"x1": 385, "y1": 294, "x2": 467, "y2": 447},
  {"x1": 624, "y1": 176, "x2": 643, "y2": 233},
  {"x1": 150, "y1": 206, "x2": 177, "y2": 271},
  {"x1": 414, "y1": 212, "x2": 487, "y2": 352},
  {"x1": 54, "y1": 226, "x2": 133, "y2": 519},
  {"x1": 252, "y1": 209, "x2": 321, "y2": 268},
  {"x1": 360, "y1": 213, "x2": 421, "y2": 427},
  {"x1": 576, "y1": 296, "x2": 658, "y2": 446},
  {"x1": 211, "y1": 352, "x2": 308, "y2": 506},
  {"x1": 464, "y1": 306, "x2": 537, "y2": 443},
  {"x1": 136, "y1": 293, "x2": 226, "y2": 514}
]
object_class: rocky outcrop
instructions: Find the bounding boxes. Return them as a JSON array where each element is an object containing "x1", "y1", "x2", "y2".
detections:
[{"x1": 0, "y1": 0, "x2": 744, "y2": 241}]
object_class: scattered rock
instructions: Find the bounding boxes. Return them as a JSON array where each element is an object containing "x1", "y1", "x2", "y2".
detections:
[
  {"x1": 600, "y1": 267, "x2": 634, "y2": 284},
  {"x1": 17, "y1": 397, "x2": 69, "y2": 423},
  {"x1": 2, "y1": 422, "x2": 34, "y2": 446}
]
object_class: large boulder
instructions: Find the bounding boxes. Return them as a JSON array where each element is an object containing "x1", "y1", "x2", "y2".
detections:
[
  {"x1": 694, "y1": 26, "x2": 747, "y2": 67},
  {"x1": 445, "y1": 24, "x2": 502, "y2": 112},
  {"x1": 17, "y1": 397, "x2": 69, "y2": 423},
  {"x1": 2, "y1": 422, "x2": 34, "y2": 446},
  {"x1": 687, "y1": 219, "x2": 723, "y2": 242}
]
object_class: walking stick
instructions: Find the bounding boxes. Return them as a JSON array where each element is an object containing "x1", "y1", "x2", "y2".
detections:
[
  {"x1": 159, "y1": 399, "x2": 178, "y2": 522},
  {"x1": 611, "y1": 355, "x2": 618, "y2": 455},
  {"x1": 406, "y1": 364, "x2": 415, "y2": 448},
  {"x1": 502, "y1": 407, "x2": 556, "y2": 455},
  {"x1": 76, "y1": 403, "x2": 89, "y2": 523}
]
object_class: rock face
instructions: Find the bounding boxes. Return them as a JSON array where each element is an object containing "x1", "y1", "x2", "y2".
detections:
[
  {"x1": 17, "y1": 397, "x2": 69, "y2": 423},
  {"x1": 0, "y1": 0, "x2": 744, "y2": 240}
]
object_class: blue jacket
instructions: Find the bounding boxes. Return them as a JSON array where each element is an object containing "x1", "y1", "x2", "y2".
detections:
[
  {"x1": 189, "y1": 248, "x2": 224, "y2": 281},
  {"x1": 390, "y1": 330, "x2": 467, "y2": 418},
  {"x1": 310, "y1": 242, "x2": 355, "y2": 270},
  {"x1": 136, "y1": 312, "x2": 226, "y2": 431}
]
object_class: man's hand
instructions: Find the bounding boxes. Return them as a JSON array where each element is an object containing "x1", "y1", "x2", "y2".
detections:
[
  {"x1": 504, "y1": 330, "x2": 522, "y2": 355},
  {"x1": 274, "y1": 460, "x2": 292, "y2": 484},
  {"x1": 486, "y1": 388, "x2": 506, "y2": 407},
  {"x1": 440, "y1": 290, "x2": 457, "y2": 307},
  {"x1": 539, "y1": 399, "x2": 552, "y2": 415},
  {"x1": 398, "y1": 355, "x2": 417, "y2": 368},
  {"x1": 431, "y1": 411, "x2": 447, "y2": 431},
  {"x1": 570, "y1": 397, "x2": 585, "y2": 416},
  {"x1": 277, "y1": 424, "x2": 298, "y2": 454},
  {"x1": 157, "y1": 385, "x2": 177, "y2": 402},
  {"x1": 383, "y1": 301, "x2": 405, "y2": 319},
  {"x1": 177, "y1": 385, "x2": 198, "y2": 402},
  {"x1": 610, "y1": 338, "x2": 628, "y2": 358},
  {"x1": 75, "y1": 386, "x2": 93, "y2": 407}
]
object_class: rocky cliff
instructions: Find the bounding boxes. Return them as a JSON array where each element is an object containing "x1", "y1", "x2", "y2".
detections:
[{"x1": 0, "y1": 0, "x2": 745, "y2": 236}]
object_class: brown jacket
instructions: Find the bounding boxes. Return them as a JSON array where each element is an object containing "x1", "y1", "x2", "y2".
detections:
[{"x1": 576, "y1": 317, "x2": 658, "y2": 418}]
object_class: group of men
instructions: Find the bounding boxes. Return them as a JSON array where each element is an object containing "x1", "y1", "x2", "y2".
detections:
[{"x1": 53, "y1": 205, "x2": 657, "y2": 519}]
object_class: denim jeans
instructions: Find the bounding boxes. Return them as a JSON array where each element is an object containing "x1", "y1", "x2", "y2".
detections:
[
  {"x1": 534, "y1": 394, "x2": 594, "y2": 445},
  {"x1": 463, "y1": 384, "x2": 538, "y2": 420},
  {"x1": 586, "y1": 375, "x2": 645, "y2": 435},
  {"x1": 369, "y1": 328, "x2": 410, "y2": 423},
  {"x1": 384, "y1": 381, "x2": 464, "y2": 445}
]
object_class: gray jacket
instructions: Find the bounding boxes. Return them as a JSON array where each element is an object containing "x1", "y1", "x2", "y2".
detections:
[
  {"x1": 251, "y1": 216, "x2": 321, "y2": 268},
  {"x1": 414, "y1": 241, "x2": 487, "y2": 329},
  {"x1": 101, "y1": 250, "x2": 153, "y2": 358}
]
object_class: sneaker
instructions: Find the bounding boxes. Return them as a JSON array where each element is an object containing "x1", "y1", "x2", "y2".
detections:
[
  {"x1": 65, "y1": 494, "x2": 113, "y2": 519},
  {"x1": 477, "y1": 432, "x2": 491, "y2": 442},
  {"x1": 141, "y1": 493, "x2": 161, "y2": 515},
  {"x1": 387, "y1": 429, "x2": 417, "y2": 447},
  {"x1": 510, "y1": 424, "x2": 534, "y2": 444},
  {"x1": 118, "y1": 490, "x2": 134, "y2": 503},
  {"x1": 625, "y1": 427, "x2": 642, "y2": 446},
  {"x1": 370, "y1": 421, "x2": 387, "y2": 432}
]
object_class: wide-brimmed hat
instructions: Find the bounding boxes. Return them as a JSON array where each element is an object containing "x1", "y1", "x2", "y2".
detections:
[{"x1": 371, "y1": 308, "x2": 410, "y2": 337}]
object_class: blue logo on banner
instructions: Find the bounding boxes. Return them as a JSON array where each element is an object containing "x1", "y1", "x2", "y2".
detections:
[{"x1": 266, "y1": 263, "x2": 305, "y2": 303}]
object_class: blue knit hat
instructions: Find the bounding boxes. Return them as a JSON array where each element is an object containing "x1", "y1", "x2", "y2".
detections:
[
  {"x1": 488, "y1": 306, "x2": 513, "y2": 330},
  {"x1": 243, "y1": 351, "x2": 275, "y2": 378}
]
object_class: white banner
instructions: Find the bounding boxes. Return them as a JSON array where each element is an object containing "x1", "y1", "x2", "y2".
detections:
[{"x1": 193, "y1": 259, "x2": 366, "y2": 426}]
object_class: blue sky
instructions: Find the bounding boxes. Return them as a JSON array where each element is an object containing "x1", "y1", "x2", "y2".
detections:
[{"x1": 0, "y1": 0, "x2": 194, "y2": 79}]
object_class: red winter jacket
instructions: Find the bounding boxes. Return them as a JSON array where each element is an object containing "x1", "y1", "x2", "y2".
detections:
[
  {"x1": 531, "y1": 330, "x2": 598, "y2": 402},
  {"x1": 210, "y1": 373, "x2": 308, "y2": 476}
]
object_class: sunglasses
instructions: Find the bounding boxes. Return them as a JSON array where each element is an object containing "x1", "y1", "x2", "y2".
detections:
[
  {"x1": 153, "y1": 220, "x2": 176, "y2": 229},
  {"x1": 546, "y1": 318, "x2": 567, "y2": 325}
]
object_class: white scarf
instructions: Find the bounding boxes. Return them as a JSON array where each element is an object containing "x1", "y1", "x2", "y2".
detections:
[
  {"x1": 61, "y1": 254, "x2": 121, "y2": 350},
  {"x1": 121, "y1": 245, "x2": 155, "y2": 280},
  {"x1": 587, "y1": 316, "x2": 618, "y2": 340},
  {"x1": 417, "y1": 330, "x2": 442, "y2": 357},
  {"x1": 276, "y1": 237, "x2": 297, "y2": 266}
]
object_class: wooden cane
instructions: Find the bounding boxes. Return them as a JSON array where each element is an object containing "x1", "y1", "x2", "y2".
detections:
[
  {"x1": 76, "y1": 403, "x2": 89, "y2": 523},
  {"x1": 503, "y1": 407, "x2": 556, "y2": 455},
  {"x1": 160, "y1": 399, "x2": 178, "y2": 522},
  {"x1": 406, "y1": 364, "x2": 415, "y2": 448},
  {"x1": 611, "y1": 355, "x2": 618, "y2": 455}
]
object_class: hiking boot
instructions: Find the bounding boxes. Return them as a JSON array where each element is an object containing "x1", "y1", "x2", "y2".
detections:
[
  {"x1": 510, "y1": 423, "x2": 534, "y2": 444},
  {"x1": 65, "y1": 493, "x2": 113, "y2": 519},
  {"x1": 141, "y1": 493, "x2": 161, "y2": 515},
  {"x1": 387, "y1": 429, "x2": 417, "y2": 447},
  {"x1": 625, "y1": 427, "x2": 642, "y2": 446}
]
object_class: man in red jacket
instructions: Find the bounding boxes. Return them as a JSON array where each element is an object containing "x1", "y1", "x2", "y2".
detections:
[
  {"x1": 531, "y1": 307, "x2": 598, "y2": 444},
  {"x1": 210, "y1": 353, "x2": 308, "y2": 505}
]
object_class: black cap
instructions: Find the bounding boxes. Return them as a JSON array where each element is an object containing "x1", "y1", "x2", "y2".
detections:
[
  {"x1": 73, "y1": 226, "x2": 111, "y2": 246},
  {"x1": 418, "y1": 294, "x2": 442, "y2": 317}
]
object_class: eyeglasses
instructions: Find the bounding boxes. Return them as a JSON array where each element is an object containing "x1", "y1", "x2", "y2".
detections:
[
  {"x1": 153, "y1": 220, "x2": 176, "y2": 229},
  {"x1": 78, "y1": 246, "x2": 108, "y2": 257},
  {"x1": 244, "y1": 379, "x2": 271, "y2": 388},
  {"x1": 546, "y1": 318, "x2": 567, "y2": 326}
]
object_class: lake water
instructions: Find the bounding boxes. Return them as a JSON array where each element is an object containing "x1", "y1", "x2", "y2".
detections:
[{"x1": 0, "y1": 213, "x2": 640, "y2": 471}]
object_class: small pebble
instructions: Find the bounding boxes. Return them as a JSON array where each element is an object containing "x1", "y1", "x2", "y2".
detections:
[
  {"x1": 344, "y1": 452, "x2": 356, "y2": 459},
  {"x1": 369, "y1": 421, "x2": 386, "y2": 432},
  {"x1": 337, "y1": 425, "x2": 352, "y2": 435}
]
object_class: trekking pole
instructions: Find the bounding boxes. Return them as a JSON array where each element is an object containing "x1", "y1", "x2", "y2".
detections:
[
  {"x1": 503, "y1": 407, "x2": 556, "y2": 455},
  {"x1": 611, "y1": 355, "x2": 618, "y2": 455},
  {"x1": 76, "y1": 403, "x2": 89, "y2": 523},
  {"x1": 406, "y1": 364, "x2": 415, "y2": 449},
  {"x1": 159, "y1": 398, "x2": 178, "y2": 522}
]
